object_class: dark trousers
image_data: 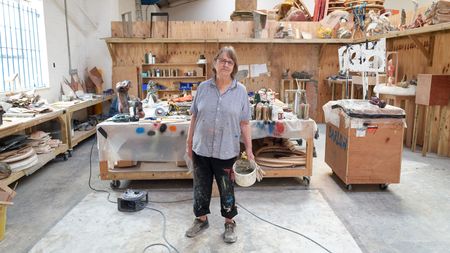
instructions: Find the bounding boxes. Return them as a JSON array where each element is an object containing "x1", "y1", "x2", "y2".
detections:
[{"x1": 192, "y1": 152, "x2": 238, "y2": 219}]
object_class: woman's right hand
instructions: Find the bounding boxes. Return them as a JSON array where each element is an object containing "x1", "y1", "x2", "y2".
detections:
[{"x1": 186, "y1": 141, "x2": 193, "y2": 159}]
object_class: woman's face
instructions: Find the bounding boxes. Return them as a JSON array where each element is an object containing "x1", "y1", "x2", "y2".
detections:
[{"x1": 215, "y1": 53, "x2": 235, "y2": 78}]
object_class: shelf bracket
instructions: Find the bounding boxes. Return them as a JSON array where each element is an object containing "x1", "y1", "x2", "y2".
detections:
[
  {"x1": 106, "y1": 42, "x2": 117, "y2": 64},
  {"x1": 407, "y1": 34, "x2": 435, "y2": 66}
]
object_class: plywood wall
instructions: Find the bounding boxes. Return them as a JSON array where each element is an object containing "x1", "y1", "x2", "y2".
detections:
[
  {"x1": 111, "y1": 21, "x2": 320, "y2": 39},
  {"x1": 388, "y1": 31, "x2": 450, "y2": 156},
  {"x1": 109, "y1": 20, "x2": 450, "y2": 156}
]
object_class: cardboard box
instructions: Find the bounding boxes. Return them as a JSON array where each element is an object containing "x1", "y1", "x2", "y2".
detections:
[
  {"x1": 325, "y1": 114, "x2": 404, "y2": 186},
  {"x1": 235, "y1": 0, "x2": 256, "y2": 11}
]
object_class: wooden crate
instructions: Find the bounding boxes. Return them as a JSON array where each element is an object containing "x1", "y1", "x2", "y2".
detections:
[
  {"x1": 325, "y1": 114, "x2": 404, "y2": 186},
  {"x1": 416, "y1": 74, "x2": 450, "y2": 106},
  {"x1": 235, "y1": 0, "x2": 256, "y2": 11}
]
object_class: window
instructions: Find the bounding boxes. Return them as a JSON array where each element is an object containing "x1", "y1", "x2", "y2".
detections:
[{"x1": 0, "y1": 0, "x2": 48, "y2": 93}]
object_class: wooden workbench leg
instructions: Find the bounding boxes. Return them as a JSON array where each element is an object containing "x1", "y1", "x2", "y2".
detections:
[
  {"x1": 404, "y1": 98, "x2": 414, "y2": 148},
  {"x1": 422, "y1": 106, "x2": 431, "y2": 156},
  {"x1": 428, "y1": 107, "x2": 436, "y2": 154},
  {"x1": 331, "y1": 81, "x2": 335, "y2": 100},
  {"x1": 350, "y1": 83, "x2": 354, "y2": 99},
  {"x1": 305, "y1": 137, "x2": 314, "y2": 177},
  {"x1": 411, "y1": 104, "x2": 420, "y2": 152},
  {"x1": 99, "y1": 161, "x2": 109, "y2": 180},
  {"x1": 437, "y1": 105, "x2": 449, "y2": 156}
]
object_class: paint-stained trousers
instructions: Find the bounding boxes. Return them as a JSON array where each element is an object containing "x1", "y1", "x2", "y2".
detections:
[{"x1": 192, "y1": 152, "x2": 238, "y2": 219}]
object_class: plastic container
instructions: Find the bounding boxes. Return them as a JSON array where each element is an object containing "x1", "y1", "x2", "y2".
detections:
[{"x1": 232, "y1": 159, "x2": 256, "y2": 187}]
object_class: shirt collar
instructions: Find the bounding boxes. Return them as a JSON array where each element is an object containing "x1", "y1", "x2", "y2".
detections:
[{"x1": 210, "y1": 78, "x2": 238, "y2": 90}]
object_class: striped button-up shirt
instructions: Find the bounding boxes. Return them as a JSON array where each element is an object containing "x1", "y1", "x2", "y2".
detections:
[{"x1": 190, "y1": 78, "x2": 251, "y2": 160}]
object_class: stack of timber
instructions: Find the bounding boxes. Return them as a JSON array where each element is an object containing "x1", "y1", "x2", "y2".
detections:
[
  {"x1": 327, "y1": 0, "x2": 346, "y2": 14},
  {"x1": 231, "y1": 0, "x2": 256, "y2": 21},
  {"x1": 344, "y1": 0, "x2": 385, "y2": 12}
]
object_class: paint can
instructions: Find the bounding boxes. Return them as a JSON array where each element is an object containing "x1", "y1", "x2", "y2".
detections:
[{"x1": 232, "y1": 159, "x2": 256, "y2": 187}]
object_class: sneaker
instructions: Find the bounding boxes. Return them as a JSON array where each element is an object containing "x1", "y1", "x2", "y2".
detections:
[
  {"x1": 185, "y1": 218, "x2": 209, "y2": 238},
  {"x1": 223, "y1": 221, "x2": 237, "y2": 243}
]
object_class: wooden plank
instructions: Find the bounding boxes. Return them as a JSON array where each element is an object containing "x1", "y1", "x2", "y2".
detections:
[
  {"x1": 430, "y1": 106, "x2": 440, "y2": 153},
  {"x1": 112, "y1": 66, "x2": 139, "y2": 98},
  {"x1": 422, "y1": 106, "x2": 431, "y2": 156},
  {"x1": 0, "y1": 171, "x2": 25, "y2": 187},
  {"x1": 0, "y1": 110, "x2": 64, "y2": 139},
  {"x1": 437, "y1": 102, "x2": 449, "y2": 156},
  {"x1": 71, "y1": 129, "x2": 97, "y2": 148}
]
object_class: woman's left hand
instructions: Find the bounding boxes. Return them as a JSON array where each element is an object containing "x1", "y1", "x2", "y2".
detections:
[{"x1": 246, "y1": 149, "x2": 255, "y2": 161}]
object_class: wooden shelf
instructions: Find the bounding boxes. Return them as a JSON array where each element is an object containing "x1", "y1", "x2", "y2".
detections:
[
  {"x1": 143, "y1": 76, "x2": 206, "y2": 80},
  {"x1": 104, "y1": 37, "x2": 354, "y2": 44},
  {"x1": 0, "y1": 110, "x2": 65, "y2": 139},
  {"x1": 52, "y1": 96, "x2": 113, "y2": 149},
  {"x1": 104, "y1": 22, "x2": 450, "y2": 46},
  {"x1": 0, "y1": 144, "x2": 68, "y2": 186},
  {"x1": 52, "y1": 95, "x2": 114, "y2": 113},
  {"x1": 71, "y1": 129, "x2": 97, "y2": 148},
  {"x1": 142, "y1": 63, "x2": 206, "y2": 66},
  {"x1": 353, "y1": 22, "x2": 450, "y2": 42},
  {"x1": 157, "y1": 89, "x2": 190, "y2": 93},
  {"x1": 26, "y1": 144, "x2": 69, "y2": 175}
]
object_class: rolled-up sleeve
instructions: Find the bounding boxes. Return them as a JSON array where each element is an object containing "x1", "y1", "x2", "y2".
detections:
[
  {"x1": 190, "y1": 88, "x2": 200, "y2": 115},
  {"x1": 240, "y1": 93, "x2": 251, "y2": 121}
]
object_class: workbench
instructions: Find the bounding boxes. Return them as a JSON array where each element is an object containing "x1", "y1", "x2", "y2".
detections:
[
  {"x1": 97, "y1": 118, "x2": 316, "y2": 187},
  {"x1": 52, "y1": 95, "x2": 113, "y2": 151},
  {"x1": 0, "y1": 109, "x2": 69, "y2": 187}
]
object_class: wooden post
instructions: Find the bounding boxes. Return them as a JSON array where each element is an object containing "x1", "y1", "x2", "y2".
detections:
[
  {"x1": 411, "y1": 104, "x2": 420, "y2": 152},
  {"x1": 422, "y1": 106, "x2": 431, "y2": 156}
]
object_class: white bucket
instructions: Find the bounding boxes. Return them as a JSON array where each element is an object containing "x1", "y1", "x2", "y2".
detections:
[{"x1": 233, "y1": 160, "x2": 256, "y2": 187}]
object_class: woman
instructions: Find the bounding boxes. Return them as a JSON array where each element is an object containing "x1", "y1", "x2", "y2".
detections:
[{"x1": 185, "y1": 46, "x2": 254, "y2": 243}]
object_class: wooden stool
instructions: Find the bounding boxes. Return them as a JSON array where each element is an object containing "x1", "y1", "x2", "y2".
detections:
[
  {"x1": 327, "y1": 79, "x2": 349, "y2": 100},
  {"x1": 380, "y1": 94, "x2": 416, "y2": 148},
  {"x1": 280, "y1": 79, "x2": 294, "y2": 99}
]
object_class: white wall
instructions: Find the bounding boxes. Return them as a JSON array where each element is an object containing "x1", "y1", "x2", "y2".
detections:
[
  {"x1": 39, "y1": 0, "x2": 122, "y2": 102},
  {"x1": 161, "y1": 0, "x2": 315, "y2": 21}
]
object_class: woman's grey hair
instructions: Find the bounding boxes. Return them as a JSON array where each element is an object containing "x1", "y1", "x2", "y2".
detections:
[{"x1": 212, "y1": 46, "x2": 238, "y2": 79}]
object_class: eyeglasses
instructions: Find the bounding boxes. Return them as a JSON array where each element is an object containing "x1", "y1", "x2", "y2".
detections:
[{"x1": 217, "y1": 58, "x2": 234, "y2": 66}]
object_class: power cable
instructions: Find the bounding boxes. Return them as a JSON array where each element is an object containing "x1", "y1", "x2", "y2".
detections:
[
  {"x1": 88, "y1": 136, "x2": 178, "y2": 253},
  {"x1": 237, "y1": 202, "x2": 334, "y2": 253},
  {"x1": 88, "y1": 129, "x2": 329, "y2": 253},
  {"x1": 143, "y1": 206, "x2": 180, "y2": 253}
]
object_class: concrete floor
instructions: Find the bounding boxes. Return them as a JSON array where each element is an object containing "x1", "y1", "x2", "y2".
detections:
[{"x1": 1, "y1": 124, "x2": 450, "y2": 253}]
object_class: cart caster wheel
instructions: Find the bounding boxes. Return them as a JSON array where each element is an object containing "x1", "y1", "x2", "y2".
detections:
[
  {"x1": 379, "y1": 184, "x2": 389, "y2": 190},
  {"x1": 63, "y1": 153, "x2": 69, "y2": 161},
  {"x1": 346, "y1": 184, "x2": 353, "y2": 191},
  {"x1": 110, "y1": 180, "x2": 120, "y2": 189},
  {"x1": 303, "y1": 177, "x2": 310, "y2": 187},
  {"x1": 68, "y1": 150, "x2": 73, "y2": 157},
  {"x1": 296, "y1": 139, "x2": 303, "y2": 146}
]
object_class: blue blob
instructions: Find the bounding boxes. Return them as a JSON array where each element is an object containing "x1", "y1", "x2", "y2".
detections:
[
  {"x1": 136, "y1": 127, "x2": 145, "y2": 134},
  {"x1": 268, "y1": 123, "x2": 274, "y2": 134}
]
